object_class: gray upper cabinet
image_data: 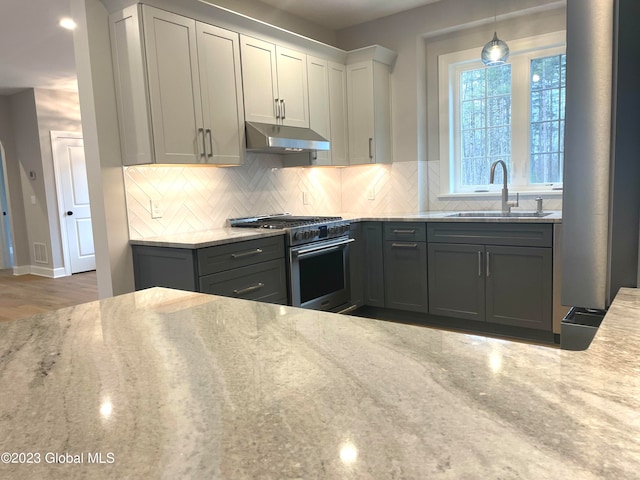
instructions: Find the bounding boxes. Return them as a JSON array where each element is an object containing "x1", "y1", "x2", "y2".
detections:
[
  {"x1": 427, "y1": 223, "x2": 553, "y2": 331},
  {"x1": 240, "y1": 35, "x2": 309, "y2": 128},
  {"x1": 110, "y1": 5, "x2": 245, "y2": 165}
]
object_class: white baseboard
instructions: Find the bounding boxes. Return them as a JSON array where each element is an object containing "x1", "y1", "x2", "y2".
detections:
[
  {"x1": 12, "y1": 265, "x2": 68, "y2": 278},
  {"x1": 12, "y1": 265, "x2": 31, "y2": 276}
]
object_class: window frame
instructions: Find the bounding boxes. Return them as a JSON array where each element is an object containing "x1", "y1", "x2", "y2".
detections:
[{"x1": 438, "y1": 31, "x2": 566, "y2": 195}]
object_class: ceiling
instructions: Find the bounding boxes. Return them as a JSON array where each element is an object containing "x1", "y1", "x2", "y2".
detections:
[
  {"x1": 0, "y1": 0, "x2": 440, "y2": 96},
  {"x1": 255, "y1": 0, "x2": 441, "y2": 30},
  {"x1": 0, "y1": 0, "x2": 77, "y2": 95}
]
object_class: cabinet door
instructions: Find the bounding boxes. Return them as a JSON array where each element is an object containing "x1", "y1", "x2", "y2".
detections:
[
  {"x1": 196, "y1": 23, "x2": 245, "y2": 165},
  {"x1": 349, "y1": 223, "x2": 364, "y2": 308},
  {"x1": 362, "y1": 222, "x2": 385, "y2": 307},
  {"x1": 142, "y1": 6, "x2": 204, "y2": 163},
  {"x1": 485, "y1": 246, "x2": 552, "y2": 330},
  {"x1": 307, "y1": 56, "x2": 331, "y2": 165},
  {"x1": 347, "y1": 61, "x2": 375, "y2": 164},
  {"x1": 240, "y1": 35, "x2": 279, "y2": 124},
  {"x1": 428, "y1": 243, "x2": 485, "y2": 322},
  {"x1": 384, "y1": 241, "x2": 428, "y2": 313},
  {"x1": 328, "y1": 61, "x2": 349, "y2": 166},
  {"x1": 276, "y1": 46, "x2": 309, "y2": 127}
]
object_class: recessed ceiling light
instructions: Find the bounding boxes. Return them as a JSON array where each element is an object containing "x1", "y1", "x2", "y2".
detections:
[{"x1": 59, "y1": 18, "x2": 77, "y2": 30}]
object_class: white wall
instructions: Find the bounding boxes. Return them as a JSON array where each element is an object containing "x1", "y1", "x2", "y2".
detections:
[{"x1": 72, "y1": 0, "x2": 135, "y2": 297}]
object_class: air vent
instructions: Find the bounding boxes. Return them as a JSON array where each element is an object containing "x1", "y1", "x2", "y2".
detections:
[{"x1": 33, "y1": 243, "x2": 48, "y2": 264}]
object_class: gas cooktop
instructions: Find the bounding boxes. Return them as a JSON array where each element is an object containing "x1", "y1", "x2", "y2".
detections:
[
  {"x1": 229, "y1": 214, "x2": 342, "y2": 229},
  {"x1": 228, "y1": 213, "x2": 350, "y2": 246}
]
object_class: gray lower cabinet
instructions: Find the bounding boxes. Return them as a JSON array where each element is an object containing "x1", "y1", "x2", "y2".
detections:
[
  {"x1": 132, "y1": 236, "x2": 287, "y2": 304},
  {"x1": 427, "y1": 223, "x2": 553, "y2": 331},
  {"x1": 427, "y1": 243, "x2": 484, "y2": 321},
  {"x1": 362, "y1": 222, "x2": 385, "y2": 307},
  {"x1": 349, "y1": 222, "x2": 364, "y2": 308},
  {"x1": 383, "y1": 222, "x2": 428, "y2": 313}
]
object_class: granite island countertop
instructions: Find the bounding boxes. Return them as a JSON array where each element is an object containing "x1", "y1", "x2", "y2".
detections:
[
  {"x1": 130, "y1": 210, "x2": 562, "y2": 248},
  {"x1": 1, "y1": 286, "x2": 636, "y2": 479}
]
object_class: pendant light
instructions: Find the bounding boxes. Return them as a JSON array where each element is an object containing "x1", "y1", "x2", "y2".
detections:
[{"x1": 481, "y1": 2, "x2": 509, "y2": 66}]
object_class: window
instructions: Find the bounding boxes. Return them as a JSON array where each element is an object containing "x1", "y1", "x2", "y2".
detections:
[{"x1": 438, "y1": 32, "x2": 566, "y2": 194}]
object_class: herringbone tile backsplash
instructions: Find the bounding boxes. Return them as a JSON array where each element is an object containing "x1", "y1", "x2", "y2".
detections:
[{"x1": 124, "y1": 156, "x2": 562, "y2": 239}]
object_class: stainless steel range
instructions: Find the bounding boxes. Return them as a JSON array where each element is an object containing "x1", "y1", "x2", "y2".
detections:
[{"x1": 229, "y1": 214, "x2": 354, "y2": 312}]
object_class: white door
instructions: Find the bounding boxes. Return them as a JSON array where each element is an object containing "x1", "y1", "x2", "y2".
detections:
[
  {"x1": 240, "y1": 35, "x2": 279, "y2": 125},
  {"x1": 51, "y1": 132, "x2": 95, "y2": 274},
  {"x1": 328, "y1": 61, "x2": 349, "y2": 166},
  {"x1": 276, "y1": 46, "x2": 309, "y2": 128},
  {"x1": 307, "y1": 55, "x2": 331, "y2": 165},
  {"x1": 347, "y1": 61, "x2": 375, "y2": 164},
  {"x1": 197, "y1": 23, "x2": 245, "y2": 165},
  {"x1": 142, "y1": 6, "x2": 204, "y2": 163}
]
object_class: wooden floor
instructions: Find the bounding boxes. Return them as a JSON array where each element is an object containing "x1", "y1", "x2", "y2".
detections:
[{"x1": 0, "y1": 269, "x2": 98, "y2": 322}]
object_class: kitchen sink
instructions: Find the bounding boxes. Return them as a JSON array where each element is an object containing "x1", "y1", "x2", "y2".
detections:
[{"x1": 447, "y1": 211, "x2": 553, "y2": 218}]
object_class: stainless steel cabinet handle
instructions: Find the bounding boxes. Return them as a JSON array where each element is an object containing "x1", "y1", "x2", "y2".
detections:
[
  {"x1": 391, "y1": 242, "x2": 418, "y2": 249},
  {"x1": 231, "y1": 248, "x2": 263, "y2": 259},
  {"x1": 206, "y1": 129, "x2": 213, "y2": 158},
  {"x1": 275, "y1": 98, "x2": 280, "y2": 119},
  {"x1": 393, "y1": 229, "x2": 416, "y2": 235},
  {"x1": 368, "y1": 137, "x2": 373, "y2": 159},
  {"x1": 486, "y1": 251, "x2": 491, "y2": 277},
  {"x1": 281, "y1": 99, "x2": 286, "y2": 120},
  {"x1": 478, "y1": 251, "x2": 482, "y2": 277},
  {"x1": 198, "y1": 128, "x2": 206, "y2": 157},
  {"x1": 233, "y1": 283, "x2": 264, "y2": 296}
]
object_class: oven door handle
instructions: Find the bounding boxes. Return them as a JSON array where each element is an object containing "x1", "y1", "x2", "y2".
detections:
[{"x1": 293, "y1": 238, "x2": 355, "y2": 257}]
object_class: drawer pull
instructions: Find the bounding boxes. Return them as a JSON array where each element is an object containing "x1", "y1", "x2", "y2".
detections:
[
  {"x1": 231, "y1": 248, "x2": 263, "y2": 259},
  {"x1": 233, "y1": 283, "x2": 264, "y2": 296},
  {"x1": 393, "y1": 229, "x2": 417, "y2": 235},
  {"x1": 391, "y1": 242, "x2": 418, "y2": 249}
]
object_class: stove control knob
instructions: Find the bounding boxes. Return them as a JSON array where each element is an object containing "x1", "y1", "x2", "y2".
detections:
[{"x1": 294, "y1": 231, "x2": 304, "y2": 240}]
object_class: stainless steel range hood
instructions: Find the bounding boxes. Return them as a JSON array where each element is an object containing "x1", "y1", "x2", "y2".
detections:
[{"x1": 245, "y1": 122, "x2": 330, "y2": 154}]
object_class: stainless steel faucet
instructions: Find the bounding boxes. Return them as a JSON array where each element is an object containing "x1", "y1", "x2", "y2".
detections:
[{"x1": 489, "y1": 160, "x2": 519, "y2": 213}]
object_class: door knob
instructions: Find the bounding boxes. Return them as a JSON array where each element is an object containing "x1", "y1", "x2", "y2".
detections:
[{"x1": 67, "y1": 211, "x2": 74, "y2": 216}]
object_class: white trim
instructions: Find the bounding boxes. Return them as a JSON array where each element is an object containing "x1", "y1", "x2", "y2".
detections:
[
  {"x1": 11, "y1": 265, "x2": 66, "y2": 278},
  {"x1": 12, "y1": 265, "x2": 30, "y2": 276},
  {"x1": 50, "y1": 130, "x2": 83, "y2": 277},
  {"x1": 438, "y1": 31, "x2": 566, "y2": 195}
]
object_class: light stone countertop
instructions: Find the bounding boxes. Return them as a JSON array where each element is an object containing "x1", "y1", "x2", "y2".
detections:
[
  {"x1": 0, "y1": 286, "x2": 637, "y2": 479},
  {"x1": 129, "y1": 211, "x2": 562, "y2": 248}
]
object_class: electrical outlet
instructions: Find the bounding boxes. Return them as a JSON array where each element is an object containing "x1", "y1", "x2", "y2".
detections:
[
  {"x1": 302, "y1": 191, "x2": 310, "y2": 205},
  {"x1": 367, "y1": 188, "x2": 375, "y2": 200},
  {"x1": 150, "y1": 199, "x2": 163, "y2": 219}
]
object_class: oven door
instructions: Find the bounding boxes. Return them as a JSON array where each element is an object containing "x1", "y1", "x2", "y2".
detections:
[{"x1": 289, "y1": 236, "x2": 354, "y2": 312}]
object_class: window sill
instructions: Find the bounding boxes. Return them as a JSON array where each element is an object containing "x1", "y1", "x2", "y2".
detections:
[{"x1": 437, "y1": 189, "x2": 563, "y2": 200}]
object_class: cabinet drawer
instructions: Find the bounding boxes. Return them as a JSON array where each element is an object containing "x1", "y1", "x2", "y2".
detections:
[
  {"x1": 427, "y1": 223, "x2": 552, "y2": 247},
  {"x1": 199, "y1": 259, "x2": 287, "y2": 304},
  {"x1": 197, "y1": 236, "x2": 285, "y2": 276},
  {"x1": 384, "y1": 222, "x2": 426, "y2": 242}
]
